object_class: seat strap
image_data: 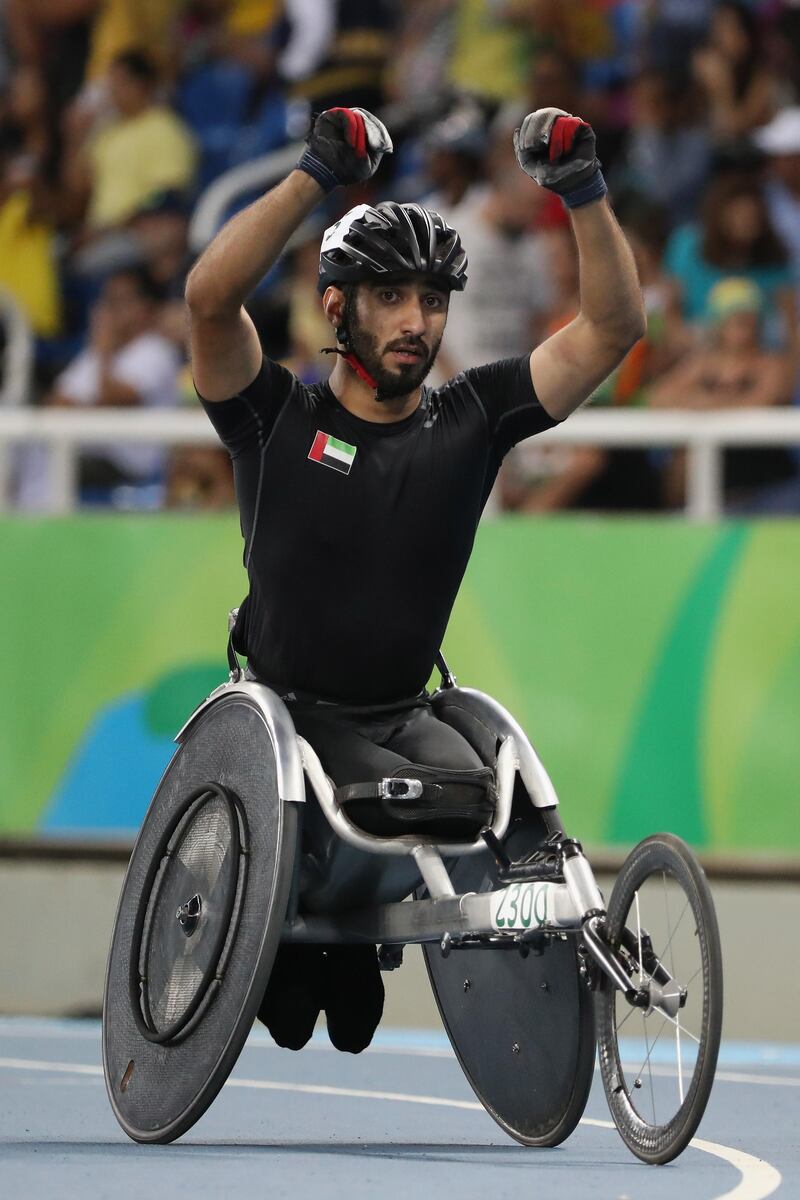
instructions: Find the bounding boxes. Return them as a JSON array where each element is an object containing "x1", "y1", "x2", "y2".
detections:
[{"x1": 335, "y1": 779, "x2": 440, "y2": 806}]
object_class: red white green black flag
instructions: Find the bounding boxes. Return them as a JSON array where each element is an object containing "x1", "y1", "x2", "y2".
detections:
[{"x1": 308, "y1": 431, "x2": 357, "y2": 475}]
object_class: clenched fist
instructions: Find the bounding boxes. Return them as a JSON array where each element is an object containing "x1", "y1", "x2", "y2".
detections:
[
  {"x1": 297, "y1": 107, "x2": 393, "y2": 193},
  {"x1": 514, "y1": 108, "x2": 606, "y2": 209}
]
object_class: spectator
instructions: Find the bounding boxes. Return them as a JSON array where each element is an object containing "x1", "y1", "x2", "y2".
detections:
[
  {"x1": 15, "y1": 266, "x2": 181, "y2": 507},
  {"x1": 500, "y1": 222, "x2": 662, "y2": 514},
  {"x1": 6, "y1": 0, "x2": 96, "y2": 175},
  {"x1": 384, "y1": 0, "x2": 454, "y2": 119},
  {"x1": 432, "y1": 162, "x2": 553, "y2": 378},
  {"x1": 648, "y1": 276, "x2": 795, "y2": 508},
  {"x1": 616, "y1": 205, "x2": 691, "y2": 389},
  {"x1": 422, "y1": 97, "x2": 487, "y2": 212},
  {"x1": 621, "y1": 68, "x2": 711, "y2": 228},
  {"x1": 664, "y1": 172, "x2": 796, "y2": 354},
  {"x1": 64, "y1": 50, "x2": 196, "y2": 235},
  {"x1": 526, "y1": 45, "x2": 584, "y2": 117},
  {"x1": 692, "y1": 1, "x2": 777, "y2": 145},
  {"x1": 448, "y1": 0, "x2": 532, "y2": 106},
  {"x1": 284, "y1": 0, "x2": 394, "y2": 116},
  {"x1": 639, "y1": 0, "x2": 714, "y2": 78},
  {"x1": 0, "y1": 65, "x2": 63, "y2": 335},
  {"x1": 166, "y1": 445, "x2": 235, "y2": 509},
  {"x1": 173, "y1": 3, "x2": 286, "y2": 189},
  {"x1": 0, "y1": 9, "x2": 11, "y2": 96},
  {"x1": 754, "y1": 107, "x2": 800, "y2": 305},
  {"x1": 285, "y1": 232, "x2": 334, "y2": 384},
  {"x1": 83, "y1": 0, "x2": 182, "y2": 84}
]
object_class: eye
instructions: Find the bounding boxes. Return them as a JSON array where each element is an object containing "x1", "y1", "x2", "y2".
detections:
[
  {"x1": 425, "y1": 293, "x2": 445, "y2": 309},
  {"x1": 380, "y1": 289, "x2": 399, "y2": 303}
]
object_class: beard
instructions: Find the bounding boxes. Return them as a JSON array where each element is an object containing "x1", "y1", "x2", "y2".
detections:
[{"x1": 345, "y1": 294, "x2": 443, "y2": 401}]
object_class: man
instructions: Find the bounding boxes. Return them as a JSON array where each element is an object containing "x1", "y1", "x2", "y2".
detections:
[
  {"x1": 755, "y1": 107, "x2": 800, "y2": 307},
  {"x1": 66, "y1": 50, "x2": 196, "y2": 234},
  {"x1": 432, "y1": 126, "x2": 554, "y2": 378},
  {"x1": 16, "y1": 266, "x2": 180, "y2": 508},
  {"x1": 186, "y1": 105, "x2": 645, "y2": 1053}
]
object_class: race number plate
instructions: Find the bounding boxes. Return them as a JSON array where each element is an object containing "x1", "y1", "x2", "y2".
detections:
[{"x1": 491, "y1": 881, "x2": 552, "y2": 931}]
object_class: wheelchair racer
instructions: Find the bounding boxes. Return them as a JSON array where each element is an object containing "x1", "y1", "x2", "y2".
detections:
[{"x1": 186, "y1": 106, "x2": 645, "y2": 1054}]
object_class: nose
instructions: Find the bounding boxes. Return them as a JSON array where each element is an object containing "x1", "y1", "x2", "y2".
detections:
[{"x1": 398, "y1": 294, "x2": 426, "y2": 338}]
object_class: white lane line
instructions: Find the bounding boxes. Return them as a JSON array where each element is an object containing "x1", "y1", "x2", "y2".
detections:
[
  {"x1": 2, "y1": 1035, "x2": 800, "y2": 1089},
  {"x1": 0, "y1": 1057, "x2": 103, "y2": 1076},
  {"x1": 0, "y1": 1057, "x2": 783, "y2": 1199},
  {"x1": 686, "y1": 1135, "x2": 783, "y2": 1200}
]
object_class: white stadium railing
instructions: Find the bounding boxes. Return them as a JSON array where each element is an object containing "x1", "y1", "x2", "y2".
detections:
[
  {"x1": 0, "y1": 290, "x2": 34, "y2": 409},
  {"x1": 188, "y1": 142, "x2": 303, "y2": 252},
  {"x1": 0, "y1": 406, "x2": 798, "y2": 518}
]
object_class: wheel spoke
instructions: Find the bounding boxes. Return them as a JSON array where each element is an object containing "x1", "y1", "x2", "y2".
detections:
[
  {"x1": 635, "y1": 890, "x2": 644, "y2": 987},
  {"x1": 682, "y1": 962, "x2": 703, "y2": 989},
  {"x1": 615, "y1": 1000, "x2": 639, "y2": 1034},
  {"x1": 656, "y1": 896, "x2": 691, "y2": 966},
  {"x1": 657, "y1": 1006, "x2": 701, "y2": 1044},
  {"x1": 640, "y1": 1012, "x2": 659, "y2": 1124},
  {"x1": 663, "y1": 870, "x2": 677, "y2": 981}
]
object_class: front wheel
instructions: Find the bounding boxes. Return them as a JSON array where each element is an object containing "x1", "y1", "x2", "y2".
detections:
[{"x1": 595, "y1": 834, "x2": 723, "y2": 1164}]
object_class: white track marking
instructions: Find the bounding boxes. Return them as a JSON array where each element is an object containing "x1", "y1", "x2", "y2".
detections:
[
  {"x1": 0, "y1": 1057, "x2": 103, "y2": 1076},
  {"x1": 3, "y1": 1031, "x2": 800, "y2": 1087},
  {"x1": 686, "y1": 1135, "x2": 783, "y2": 1200},
  {"x1": 0, "y1": 1057, "x2": 783, "y2": 1198}
]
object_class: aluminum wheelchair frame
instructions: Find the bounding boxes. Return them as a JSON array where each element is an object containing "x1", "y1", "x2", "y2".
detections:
[{"x1": 177, "y1": 677, "x2": 682, "y2": 1020}]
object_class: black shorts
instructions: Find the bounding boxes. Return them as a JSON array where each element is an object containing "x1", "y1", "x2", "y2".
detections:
[{"x1": 289, "y1": 696, "x2": 484, "y2": 786}]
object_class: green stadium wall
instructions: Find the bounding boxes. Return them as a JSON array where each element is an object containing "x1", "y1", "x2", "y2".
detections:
[{"x1": 1, "y1": 515, "x2": 798, "y2": 853}]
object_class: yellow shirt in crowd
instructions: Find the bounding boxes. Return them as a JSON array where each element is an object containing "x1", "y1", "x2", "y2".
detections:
[
  {"x1": 0, "y1": 191, "x2": 61, "y2": 336},
  {"x1": 87, "y1": 107, "x2": 197, "y2": 230},
  {"x1": 87, "y1": 0, "x2": 183, "y2": 79},
  {"x1": 449, "y1": 0, "x2": 530, "y2": 103}
]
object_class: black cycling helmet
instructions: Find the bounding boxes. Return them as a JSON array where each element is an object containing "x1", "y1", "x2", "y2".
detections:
[{"x1": 317, "y1": 201, "x2": 468, "y2": 295}]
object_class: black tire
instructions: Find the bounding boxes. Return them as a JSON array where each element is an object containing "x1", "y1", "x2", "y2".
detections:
[
  {"x1": 103, "y1": 693, "x2": 299, "y2": 1144},
  {"x1": 596, "y1": 833, "x2": 723, "y2": 1164}
]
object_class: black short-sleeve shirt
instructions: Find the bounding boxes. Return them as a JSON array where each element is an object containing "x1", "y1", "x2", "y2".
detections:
[{"x1": 201, "y1": 356, "x2": 558, "y2": 703}]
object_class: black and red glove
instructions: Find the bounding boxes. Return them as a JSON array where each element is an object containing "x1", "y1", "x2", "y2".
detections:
[
  {"x1": 513, "y1": 108, "x2": 607, "y2": 209},
  {"x1": 297, "y1": 107, "x2": 393, "y2": 193}
]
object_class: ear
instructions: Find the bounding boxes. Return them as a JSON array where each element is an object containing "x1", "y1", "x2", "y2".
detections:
[{"x1": 322, "y1": 285, "x2": 346, "y2": 334}]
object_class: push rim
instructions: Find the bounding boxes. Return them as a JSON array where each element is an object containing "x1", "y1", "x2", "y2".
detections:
[{"x1": 128, "y1": 783, "x2": 249, "y2": 1045}]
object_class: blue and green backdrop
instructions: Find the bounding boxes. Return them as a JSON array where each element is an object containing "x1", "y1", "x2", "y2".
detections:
[{"x1": 1, "y1": 515, "x2": 797, "y2": 852}]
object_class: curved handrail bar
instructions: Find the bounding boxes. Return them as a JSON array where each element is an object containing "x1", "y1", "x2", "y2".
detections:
[
  {"x1": 188, "y1": 142, "x2": 305, "y2": 253},
  {"x1": 433, "y1": 685, "x2": 560, "y2": 810},
  {"x1": 175, "y1": 679, "x2": 305, "y2": 806},
  {"x1": 298, "y1": 731, "x2": 517, "y2": 860}
]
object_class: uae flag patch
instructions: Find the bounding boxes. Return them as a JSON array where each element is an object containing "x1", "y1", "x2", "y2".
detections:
[{"x1": 308, "y1": 430, "x2": 357, "y2": 475}]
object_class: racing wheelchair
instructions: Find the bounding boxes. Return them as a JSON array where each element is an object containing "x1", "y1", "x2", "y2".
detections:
[{"x1": 102, "y1": 641, "x2": 723, "y2": 1165}]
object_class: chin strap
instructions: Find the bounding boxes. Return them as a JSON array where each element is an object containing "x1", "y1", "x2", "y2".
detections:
[{"x1": 320, "y1": 344, "x2": 379, "y2": 391}]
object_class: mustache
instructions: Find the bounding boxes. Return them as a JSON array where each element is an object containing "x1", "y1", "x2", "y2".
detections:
[{"x1": 384, "y1": 338, "x2": 428, "y2": 357}]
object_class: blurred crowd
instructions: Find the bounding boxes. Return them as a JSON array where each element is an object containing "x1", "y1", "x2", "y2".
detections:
[{"x1": 1, "y1": 0, "x2": 800, "y2": 513}]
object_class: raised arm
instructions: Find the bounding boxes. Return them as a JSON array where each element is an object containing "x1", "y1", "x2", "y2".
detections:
[
  {"x1": 513, "y1": 109, "x2": 646, "y2": 421},
  {"x1": 185, "y1": 107, "x2": 392, "y2": 402},
  {"x1": 185, "y1": 172, "x2": 322, "y2": 401}
]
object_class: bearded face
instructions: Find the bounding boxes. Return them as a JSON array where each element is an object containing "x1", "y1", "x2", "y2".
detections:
[{"x1": 343, "y1": 284, "x2": 446, "y2": 400}]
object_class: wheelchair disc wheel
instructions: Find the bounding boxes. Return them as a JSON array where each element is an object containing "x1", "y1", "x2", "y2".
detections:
[
  {"x1": 596, "y1": 834, "x2": 723, "y2": 1164},
  {"x1": 423, "y1": 806, "x2": 595, "y2": 1148},
  {"x1": 103, "y1": 691, "x2": 299, "y2": 1144}
]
